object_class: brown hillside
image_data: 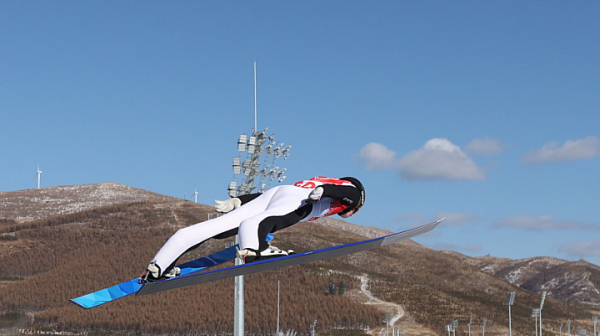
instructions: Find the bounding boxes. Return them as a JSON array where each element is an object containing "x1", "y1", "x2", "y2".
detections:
[
  {"x1": 0, "y1": 184, "x2": 598, "y2": 336},
  {"x1": 446, "y1": 251, "x2": 600, "y2": 305}
]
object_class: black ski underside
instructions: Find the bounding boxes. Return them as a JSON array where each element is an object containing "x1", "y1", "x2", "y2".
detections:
[{"x1": 137, "y1": 219, "x2": 443, "y2": 296}]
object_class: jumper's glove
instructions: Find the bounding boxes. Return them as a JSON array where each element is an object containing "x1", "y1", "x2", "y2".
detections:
[
  {"x1": 214, "y1": 198, "x2": 242, "y2": 213},
  {"x1": 306, "y1": 187, "x2": 324, "y2": 204}
]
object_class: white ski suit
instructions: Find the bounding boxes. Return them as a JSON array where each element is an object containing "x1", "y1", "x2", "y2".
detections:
[{"x1": 150, "y1": 177, "x2": 362, "y2": 274}]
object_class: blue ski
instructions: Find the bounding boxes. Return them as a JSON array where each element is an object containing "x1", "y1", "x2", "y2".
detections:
[
  {"x1": 71, "y1": 234, "x2": 273, "y2": 309},
  {"x1": 137, "y1": 219, "x2": 444, "y2": 296}
]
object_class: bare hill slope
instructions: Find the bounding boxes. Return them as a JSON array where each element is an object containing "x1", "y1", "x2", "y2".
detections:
[
  {"x1": 0, "y1": 182, "x2": 178, "y2": 220},
  {"x1": 0, "y1": 183, "x2": 598, "y2": 336}
]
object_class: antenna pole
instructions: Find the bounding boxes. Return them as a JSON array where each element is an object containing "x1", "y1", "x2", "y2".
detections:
[{"x1": 254, "y1": 61, "x2": 257, "y2": 131}]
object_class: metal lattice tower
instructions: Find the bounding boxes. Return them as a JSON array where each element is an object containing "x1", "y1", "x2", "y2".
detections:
[
  {"x1": 229, "y1": 127, "x2": 291, "y2": 197},
  {"x1": 230, "y1": 62, "x2": 292, "y2": 336}
]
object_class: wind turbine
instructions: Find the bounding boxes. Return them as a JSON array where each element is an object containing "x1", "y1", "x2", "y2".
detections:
[
  {"x1": 194, "y1": 189, "x2": 199, "y2": 203},
  {"x1": 37, "y1": 165, "x2": 43, "y2": 189}
]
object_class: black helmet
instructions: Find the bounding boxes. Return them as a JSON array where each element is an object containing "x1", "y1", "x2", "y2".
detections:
[{"x1": 338, "y1": 177, "x2": 365, "y2": 215}]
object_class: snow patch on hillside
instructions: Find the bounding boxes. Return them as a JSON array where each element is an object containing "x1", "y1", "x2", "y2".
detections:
[{"x1": 0, "y1": 182, "x2": 179, "y2": 220}]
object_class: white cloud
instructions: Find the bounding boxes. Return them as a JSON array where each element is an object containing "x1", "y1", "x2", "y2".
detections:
[
  {"x1": 558, "y1": 240, "x2": 600, "y2": 259},
  {"x1": 396, "y1": 138, "x2": 486, "y2": 181},
  {"x1": 358, "y1": 139, "x2": 486, "y2": 181},
  {"x1": 522, "y1": 136, "x2": 600, "y2": 164},
  {"x1": 434, "y1": 211, "x2": 485, "y2": 226},
  {"x1": 358, "y1": 142, "x2": 397, "y2": 170},
  {"x1": 465, "y1": 137, "x2": 505, "y2": 157},
  {"x1": 493, "y1": 214, "x2": 598, "y2": 231}
]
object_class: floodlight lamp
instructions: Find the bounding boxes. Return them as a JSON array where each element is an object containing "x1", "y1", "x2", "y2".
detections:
[
  {"x1": 504, "y1": 291, "x2": 515, "y2": 305},
  {"x1": 238, "y1": 134, "x2": 248, "y2": 152},
  {"x1": 540, "y1": 291, "x2": 547, "y2": 309},
  {"x1": 228, "y1": 181, "x2": 238, "y2": 197}
]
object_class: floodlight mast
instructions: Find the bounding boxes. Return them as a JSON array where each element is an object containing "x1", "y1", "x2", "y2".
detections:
[
  {"x1": 468, "y1": 316, "x2": 472, "y2": 336},
  {"x1": 532, "y1": 308, "x2": 540, "y2": 336},
  {"x1": 539, "y1": 291, "x2": 547, "y2": 336},
  {"x1": 229, "y1": 62, "x2": 291, "y2": 336},
  {"x1": 504, "y1": 292, "x2": 516, "y2": 336},
  {"x1": 384, "y1": 313, "x2": 392, "y2": 336},
  {"x1": 482, "y1": 319, "x2": 487, "y2": 336}
]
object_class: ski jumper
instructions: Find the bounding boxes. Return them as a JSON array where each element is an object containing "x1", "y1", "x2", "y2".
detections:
[{"x1": 150, "y1": 177, "x2": 362, "y2": 273}]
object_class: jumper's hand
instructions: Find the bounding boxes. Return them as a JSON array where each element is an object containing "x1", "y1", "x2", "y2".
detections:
[
  {"x1": 214, "y1": 198, "x2": 242, "y2": 213},
  {"x1": 306, "y1": 187, "x2": 324, "y2": 204}
]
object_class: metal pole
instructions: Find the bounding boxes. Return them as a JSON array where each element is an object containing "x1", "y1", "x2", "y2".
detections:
[
  {"x1": 277, "y1": 279, "x2": 280, "y2": 336},
  {"x1": 509, "y1": 304, "x2": 512, "y2": 336},
  {"x1": 482, "y1": 319, "x2": 487, "y2": 336},
  {"x1": 386, "y1": 320, "x2": 389, "y2": 336},
  {"x1": 560, "y1": 323, "x2": 563, "y2": 336},
  {"x1": 254, "y1": 61, "x2": 257, "y2": 131},
  {"x1": 233, "y1": 235, "x2": 244, "y2": 336},
  {"x1": 539, "y1": 306, "x2": 542, "y2": 336}
]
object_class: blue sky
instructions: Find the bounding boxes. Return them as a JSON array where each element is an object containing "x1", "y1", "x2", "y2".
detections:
[{"x1": 1, "y1": 1, "x2": 599, "y2": 266}]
